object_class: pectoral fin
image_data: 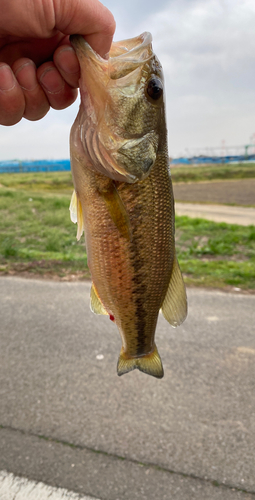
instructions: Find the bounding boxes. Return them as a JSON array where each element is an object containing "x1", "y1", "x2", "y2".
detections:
[
  {"x1": 69, "y1": 190, "x2": 84, "y2": 241},
  {"x1": 99, "y1": 182, "x2": 131, "y2": 240},
  {"x1": 117, "y1": 344, "x2": 164, "y2": 379},
  {"x1": 161, "y1": 252, "x2": 187, "y2": 327},
  {"x1": 90, "y1": 283, "x2": 108, "y2": 315}
]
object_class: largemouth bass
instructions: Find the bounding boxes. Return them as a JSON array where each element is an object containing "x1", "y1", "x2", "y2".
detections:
[{"x1": 69, "y1": 32, "x2": 187, "y2": 379}]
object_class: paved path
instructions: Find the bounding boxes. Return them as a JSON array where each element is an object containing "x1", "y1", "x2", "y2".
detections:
[
  {"x1": 1, "y1": 277, "x2": 255, "y2": 499},
  {"x1": 175, "y1": 202, "x2": 255, "y2": 225}
]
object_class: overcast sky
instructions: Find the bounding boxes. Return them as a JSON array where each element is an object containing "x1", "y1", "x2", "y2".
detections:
[{"x1": 1, "y1": 0, "x2": 255, "y2": 160}]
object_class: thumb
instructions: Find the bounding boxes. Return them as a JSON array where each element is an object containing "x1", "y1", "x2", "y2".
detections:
[{"x1": 54, "y1": 0, "x2": 116, "y2": 57}]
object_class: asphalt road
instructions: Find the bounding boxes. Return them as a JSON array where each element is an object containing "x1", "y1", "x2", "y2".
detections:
[{"x1": 1, "y1": 277, "x2": 255, "y2": 500}]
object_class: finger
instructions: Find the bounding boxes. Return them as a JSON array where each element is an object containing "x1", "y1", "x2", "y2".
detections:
[
  {"x1": 12, "y1": 58, "x2": 50, "y2": 121},
  {"x1": 0, "y1": 34, "x2": 65, "y2": 68},
  {"x1": 54, "y1": 0, "x2": 116, "y2": 57},
  {"x1": 53, "y1": 45, "x2": 80, "y2": 89},
  {"x1": 0, "y1": 63, "x2": 25, "y2": 125},
  {"x1": 37, "y1": 62, "x2": 78, "y2": 110}
]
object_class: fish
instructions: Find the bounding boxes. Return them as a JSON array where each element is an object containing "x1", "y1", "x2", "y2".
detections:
[{"x1": 69, "y1": 32, "x2": 187, "y2": 379}]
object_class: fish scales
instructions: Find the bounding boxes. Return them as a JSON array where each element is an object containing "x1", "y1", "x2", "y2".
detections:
[
  {"x1": 75, "y1": 153, "x2": 173, "y2": 356},
  {"x1": 70, "y1": 32, "x2": 187, "y2": 378}
]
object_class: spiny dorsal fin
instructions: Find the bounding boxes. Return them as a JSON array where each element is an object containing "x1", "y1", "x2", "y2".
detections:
[
  {"x1": 117, "y1": 344, "x2": 164, "y2": 379},
  {"x1": 99, "y1": 182, "x2": 131, "y2": 241},
  {"x1": 161, "y1": 252, "x2": 187, "y2": 327},
  {"x1": 90, "y1": 282, "x2": 108, "y2": 315},
  {"x1": 69, "y1": 190, "x2": 84, "y2": 241}
]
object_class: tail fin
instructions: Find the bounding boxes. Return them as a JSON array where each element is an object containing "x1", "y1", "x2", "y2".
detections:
[{"x1": 117, "y1": 345, "x2": 164, "y2": 379}]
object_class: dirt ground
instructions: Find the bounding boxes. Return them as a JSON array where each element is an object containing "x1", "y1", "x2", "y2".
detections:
[{"x1": 172, "y1": 178, "x2": 255, "y2": 206}]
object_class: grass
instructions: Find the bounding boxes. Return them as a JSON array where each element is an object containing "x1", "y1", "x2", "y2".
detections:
[
  {"x1": 0, "y1": 170, "x2": 254, "y2": 290},
  {"x1": 175, "y1": 216, "x2": 255, "y2": 290},
  {"x1": 0, "y1": 163, "x2": 254, "y2": 190},
  {"x1": 0, "y1": 171, "x2": 73, "y2": 193},
  {"x1": 170, "y1": 162, "x2": 255, "y2": 183},
  {"x1": 0, "y1": 184, "x2": 89, "y2": 279}
]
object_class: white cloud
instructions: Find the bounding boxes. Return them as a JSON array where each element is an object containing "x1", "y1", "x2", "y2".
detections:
[{"x1": 134, "y1": 0, "x2": 255, "y2": 154}]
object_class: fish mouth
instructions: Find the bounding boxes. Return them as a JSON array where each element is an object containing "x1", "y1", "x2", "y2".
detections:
[
  {"x1": 70, "y1": 32, "x2": 153, "y2": 79},
  {"x1": 70, "y1": 33, "x2": 155, "y2": 183}
]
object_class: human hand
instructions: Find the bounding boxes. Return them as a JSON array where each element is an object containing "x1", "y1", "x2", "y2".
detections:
[{"x1": 0, "y1": 0, "x2": 115, "y2": 125}]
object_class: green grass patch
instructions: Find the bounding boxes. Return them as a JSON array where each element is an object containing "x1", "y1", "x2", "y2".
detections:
[
  {"x1": 171, "y1": 162, "x2": 255, "y2": 183},
  {"x1": 0, "y1": 171, "x2": 73, "y2": 193},
  {"x1": 0, "y1": 186, "x2": 89, "y2": 278},
  {"x1": 0, "y1": 172, "x2": 254, "y2": 289},
  {"x1": 175, "y1": 216, "x2": 255, "y2": 290},
  {"x1": 1, "y1": 163, "x2": 255, "y2": 190}
]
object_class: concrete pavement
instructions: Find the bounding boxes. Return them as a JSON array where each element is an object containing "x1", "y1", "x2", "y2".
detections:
[{"x1": 1, "y1": 277, "x2": 255, "y2": 499}]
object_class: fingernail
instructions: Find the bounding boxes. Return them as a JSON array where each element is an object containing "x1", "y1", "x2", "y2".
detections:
[
  {"x1": 57, "y1": 47, "x2": 80, "y2": 74},
  {"x1": 0, "y1": 65, "x2": 15, "y2": 91},
  {"x1": 14, "y1": 62, "x2": 38, "y2": 91},
  {"x1": 39, "y1": 67, "x2": 64, "y2": 94}
]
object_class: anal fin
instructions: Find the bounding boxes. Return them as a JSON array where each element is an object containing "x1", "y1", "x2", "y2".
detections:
[
  {"x1": 117, "y1": 344, "x2": 164, "y2": 379},
  {"x1": 90, "y1": 283, "x2": 108, "y2": 315},
  {"x1": 161, "y1": 251, "x2": 187, "y2": 327}
]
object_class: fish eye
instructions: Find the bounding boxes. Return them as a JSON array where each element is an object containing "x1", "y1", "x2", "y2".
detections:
[{"x1": 146, "y1": 77, "x2": 163, "y2": 101}]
